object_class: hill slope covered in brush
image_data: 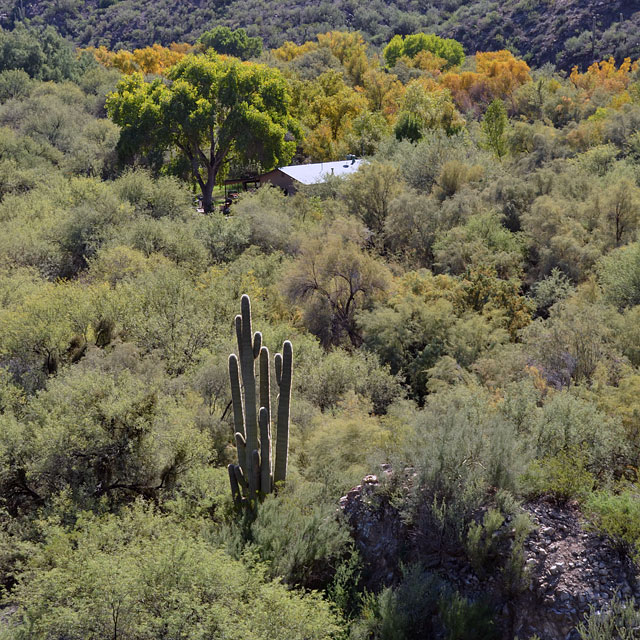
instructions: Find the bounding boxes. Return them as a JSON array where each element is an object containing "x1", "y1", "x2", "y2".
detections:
[{"x1": 1, "y1": 0, "x2": 640, "y2": 69}]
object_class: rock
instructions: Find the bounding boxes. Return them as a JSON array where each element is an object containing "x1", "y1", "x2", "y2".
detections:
[{"x1": 339, "y1": 478, "x2": 640, "y2": 640}]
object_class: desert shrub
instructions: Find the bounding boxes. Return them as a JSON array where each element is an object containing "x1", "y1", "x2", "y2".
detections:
[
  {"x1": 302, "y1": 395, "x2": 391, "y2": 494},
  {"x1": 585, "y1": 489, "x2": 640, "y2": 564},
  {"x1": 522, "y1": 448, "x2": 595, "y2": 503},
  {"x1": 433, "y1": 212, "x2": 526, "y2": 279},
  {"x1": 196, "y1": 212, "x2": 251, "y2": 263},
  {"x1": 577, "y1": 595, "x2": 640, "y2": 640},
  {"x1": 522, "y1": 293, "x2": 623, "y2": 388},
  {"x1": 116, "y1": 216, "x2": 208, "y2": 272},
  {"x1": 531, "y1": 268, "x2": 575, "y2": 317},
  {"x1": 114, "y1": 169, "x2": 193, "y2": 219},
  {"x1": 406, "y1": 387, "x2": 529, "y2": 549},
  {"x1": 501, "y1": 512, "x2": 535, "y2": 596},
  {"x1": 529, "y1": 392, "x2": 626, "y2": 478},
  {"x1": 350, "y1": 564, "x2": 445, "y2": 640},
  {"x1": 249, "y1": 479, "x2": 351, "y2": 588},
  {"x1": 383, "y1": 188, "x2": 441, "y2": 267},
  {"x1": 232, "y1": 187, "x2": 296, "y2": 253},
  {"x1": 86, "y1": 245, "x2": 153, "y2": 286},
  {"x1": 439, "y1": 592, "x2": 498, "y2": 640},
  {"x1": 163, "y1": 465, "x2": 233, "y2": 524},
  {"x1": 598, "y1": 242, "x2": 640, "y2": 310},
  {"x1": 616, "y1": 307, "x2": 640, "y2": 368},
  {"x1": 465, "y1": 506, "x2": 532, "y2": 595},
  {"x1": 0, "y1": 278, "x2": 119, "y2": 388},
  {"x1": 440, "y1": 593, "x2": 497, "y2": 640},
  {"x1": 465, "y1": 508, "x2": 505, "y2": 574},
  {"x1": 6, "y1": 505, "x2": 342, "y2": 640},
  {"x1": 0, "y1": 362, "x2": 210, "y2": 513},
  {"x1": 293, "y1": 333, "x2": 403, "y2": 415},
  {"x1": 350, "y1": 563, "x2": 498, "y2": 640},
  {"x1": 0, "y1": 70, "x2": 32, "y2": 101},
  {"x1": 118, "y1": 263, "x2": 230, "y2": 374},
  {"x1": 327, "y1": 550, "x2": 364, "y2": 618}
]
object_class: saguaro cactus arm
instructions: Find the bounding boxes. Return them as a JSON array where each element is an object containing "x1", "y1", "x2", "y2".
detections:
[
  {"x1": 229, "y1": 354, "x2": 245, "y2": 473},
  {"x1": 259, "y1": 346, "x2": 271, "y2": 419},
  {"x1": 274, "y1": 340, "x2": 292, "y2": 485},
  {"x1": 237, "y1": 295, "x2": 259, "y2": 464},
  {"x1": 259, "y1": 407, "x2": 271, "y2": 494}
]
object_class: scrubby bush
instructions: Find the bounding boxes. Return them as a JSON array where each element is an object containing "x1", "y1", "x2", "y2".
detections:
[
  {"x1": 577, "y1": 595, "x2": 640, "y2": 640},
  {"x1": 249, "y1": 480, "x2": 351, "y2": 588},
  {"x1": 6, "y1": 505, "x2": 341, "y2": 640},
  {"x1": 522, "y1": 449, "x2": 595, "y2": 504},
  {"x1": 585, "y1": 490, "x2": 640, "y2": 565}
]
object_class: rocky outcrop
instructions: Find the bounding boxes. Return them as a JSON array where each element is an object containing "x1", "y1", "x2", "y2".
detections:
[
  {"x1": 516, "y1": 501, "x2": 639, "y2": 640},
  {"x1": 339, "y1": 467, "x2": 406, "y2": 586},
  {"x1": 340, "y1": 469, "x2": 640, "y2": 640}
]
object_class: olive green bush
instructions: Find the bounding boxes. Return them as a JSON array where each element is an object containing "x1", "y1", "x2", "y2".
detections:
[
  {"x1": 585, "y1": 490, "x2": 640, "y2": 565},
  {"x1": 6, "y1": 505, "x2": 341, "y2": 640}
]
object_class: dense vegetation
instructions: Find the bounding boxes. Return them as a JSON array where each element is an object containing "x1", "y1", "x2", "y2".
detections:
[
  {"x1": 1, "y1": 15, "x2": 640, "y2": 639},
  {"x1": 2, "y1": 0, "x2": 640, "y2": 69}
]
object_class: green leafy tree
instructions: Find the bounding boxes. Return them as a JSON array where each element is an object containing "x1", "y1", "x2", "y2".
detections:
[
  {"x1": 106, "y1": 53, "x2": 298, "y2": 213},
  {"x1": 383, "y1": 33, "x2": 465, "y2": 69},
  {"x1": 198, "y1": 26, "x2": 262, "y2": 60},
  {"x1": 395, "y1": 111, "x2": 422, "y2": 143},
  {"x1": 482, "y1": 99, "x2": 509, "y2": 159},
  {"x1": 395, "y1": 83, "x2": 464, "y2": 141},
  {"x1": 0, "y1": 24, "x2": 84, "y2": 82}
]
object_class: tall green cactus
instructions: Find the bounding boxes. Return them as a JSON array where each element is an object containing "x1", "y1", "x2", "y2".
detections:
[{"x1": 227, "y1": 294, "x2": 292, "y2": 507}]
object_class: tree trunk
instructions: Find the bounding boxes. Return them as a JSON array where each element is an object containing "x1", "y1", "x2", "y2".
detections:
[{"x1": 201, "y1": 178, "x2": 216, "y2": 214}]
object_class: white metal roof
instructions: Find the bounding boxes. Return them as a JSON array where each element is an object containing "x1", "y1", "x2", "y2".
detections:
[{"x1": 278, "y1": 159, "x2": 363, "y2": 185}]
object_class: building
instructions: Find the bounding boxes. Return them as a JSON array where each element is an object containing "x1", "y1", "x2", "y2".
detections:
[
  {"x1": 259, "y1": 158, "x2": 362, "y2": 194},
  {"x1": 221, "y1": 158, "x2": 362, "y2": 197}
]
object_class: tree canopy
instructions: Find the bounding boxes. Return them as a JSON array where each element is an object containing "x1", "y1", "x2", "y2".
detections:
[
  {"x1": 106, "y1": 53, "x2": 297, "y2": 212},
  {"x1": 198, "y1": 26, "x2": 262, "y2": 60},
  {"x1": 383, "y1": 33, "x2": 465, "y2": 69}
]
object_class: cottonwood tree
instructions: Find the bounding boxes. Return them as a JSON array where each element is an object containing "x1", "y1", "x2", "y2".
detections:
[
  {"x1": 107, "y1": 53, "x2": 298, "y2": 212},
  {"x1": 198, "y1": 26, "x2": 262, "y2": 60}
]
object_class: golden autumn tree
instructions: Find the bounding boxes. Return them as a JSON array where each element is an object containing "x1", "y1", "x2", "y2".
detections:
[
  {"x1": 316, "y1": 31, "x2": 370, "y2": 86},
  {"x1": 442, "y1": 50, "x2": 531, "y2": 111},
  {"x1": 296, "y1": 70, "x2": 368, "y2": 159},
  {"x1": 83, "y1": 43, "x2": 194, "y2": 75},
  {"x1": 360, "y1": 68, "x2": 404, "y2": 119},
  {"x1": 570, "y1": 57, "x2": 638, "y2": 96}
]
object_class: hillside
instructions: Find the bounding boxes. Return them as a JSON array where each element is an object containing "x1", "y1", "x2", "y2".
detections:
[
  {"x1": 3, "y1": 10, "x2": 640, "y2": 640},
  {"x1": 1, "y1": 0, "x2": 640, "y2": 69}
]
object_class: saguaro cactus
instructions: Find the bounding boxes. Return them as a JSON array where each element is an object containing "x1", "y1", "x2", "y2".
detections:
[{"x1": 227, "y1": 294, "x2": 292, "y2": 507}]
